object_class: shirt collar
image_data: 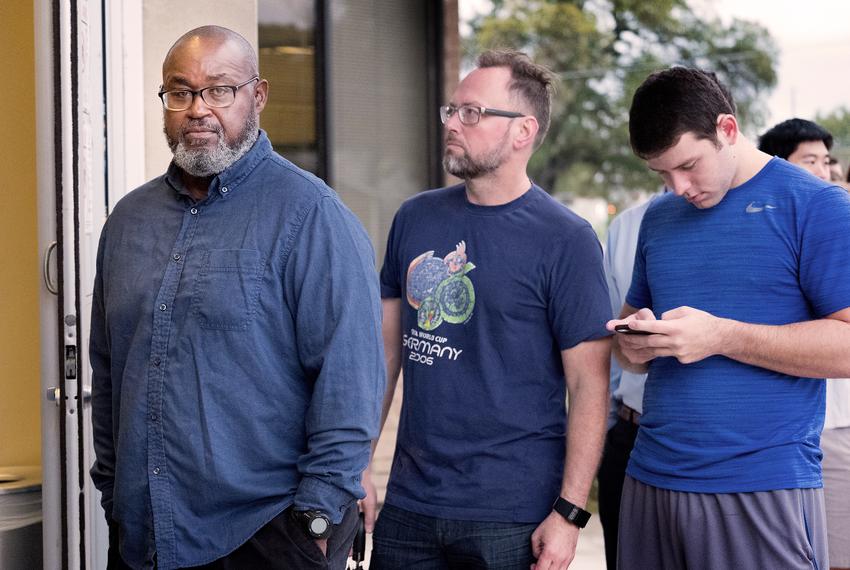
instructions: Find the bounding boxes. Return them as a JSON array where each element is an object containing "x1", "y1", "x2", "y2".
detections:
[{"x1": 165, "y1": 129, "x2": 273, "y2": 201}]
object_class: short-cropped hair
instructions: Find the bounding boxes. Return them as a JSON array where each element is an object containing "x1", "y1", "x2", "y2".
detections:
[
  {"x1": 629, "y1": 67, "x2": 736, "y2": 159},
  {"x1": 757, "y1": 118, "x2": 833, "y2": 159},
  {"x1": 476, "y1": 50, "x2": 556, "y2": 148}
]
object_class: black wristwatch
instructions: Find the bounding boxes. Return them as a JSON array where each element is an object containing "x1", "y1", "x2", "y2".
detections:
[
  {"x1": 291, "y1": 509, "x2": 332, "y2": 539},
  {"x1": 552, "y1": 497, "x2": 591, "y2": 529}
]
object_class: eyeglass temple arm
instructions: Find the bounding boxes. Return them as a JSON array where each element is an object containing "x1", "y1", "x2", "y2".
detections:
[{"x1": 482, "y1": 107, "x2": 524, "y2": 118}]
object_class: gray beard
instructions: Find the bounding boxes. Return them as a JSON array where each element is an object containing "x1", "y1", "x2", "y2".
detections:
[
  {"x1": 442, "y1": 133, "x2": 509, "y2": 180},
  {"x1": 167, "y1": 112, "x2": 259, "y2": 177},
  {"x1": 443, "y1": 150, "x2": 501, "y2": 180}
]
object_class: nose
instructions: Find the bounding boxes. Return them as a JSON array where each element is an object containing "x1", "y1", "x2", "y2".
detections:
[
  {"x1": 186, "y1": 92, "x2": 211, "y2": 117},
  {"x1": 815, "y1": 163, "x2": 830, "y2": 181},
  {"x1": 667, "y1": 172, "x2": 692, "y2": 196},
  {"x1": 443, "y1": 108, "x2": 464, "y2": 132}
]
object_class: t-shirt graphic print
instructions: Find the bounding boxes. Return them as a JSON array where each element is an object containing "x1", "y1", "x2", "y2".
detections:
[{"x1": 406, "y1": 240, "x2": 476, "y2": 331}]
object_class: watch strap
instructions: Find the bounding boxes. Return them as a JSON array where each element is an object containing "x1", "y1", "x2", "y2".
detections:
[{"x1": 552, "y1": 497, "x2": 591, "y2": 528}]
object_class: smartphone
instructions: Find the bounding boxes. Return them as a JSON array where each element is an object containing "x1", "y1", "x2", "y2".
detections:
[{"x1": 614, "y1": 324, "x2": 654, "y2": 335}]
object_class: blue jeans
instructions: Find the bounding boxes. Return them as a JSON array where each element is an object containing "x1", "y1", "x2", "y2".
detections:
[{"x1": 370, "y1": 504, "x2": 538, "y2": 570}]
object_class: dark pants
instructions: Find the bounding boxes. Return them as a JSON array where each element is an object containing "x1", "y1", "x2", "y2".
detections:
[
  {"x1": 108, "y1": 505, "x2": 359, "y2": 570},
  {"x1": 596, "y1": 417, "x2": 639, "y2": 570},
  {"x1": 370, "y1": 503, "x2": 538, "y2": 570},
  {"x1": 107, "y1": 518, "x2": 134, "y2": 570}
]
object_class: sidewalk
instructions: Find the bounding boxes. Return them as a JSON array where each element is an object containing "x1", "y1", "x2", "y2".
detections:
[{"x1": 357, "y1": 379, "x2": 607, "y2": 569}]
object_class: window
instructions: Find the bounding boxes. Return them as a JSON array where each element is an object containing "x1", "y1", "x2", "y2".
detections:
[
  {"x1": 258, "y1": 0, "x2": 321, "y2": 174},
  {"x1": 258, "y1": 1, "x2": 446, "y2": 263}
]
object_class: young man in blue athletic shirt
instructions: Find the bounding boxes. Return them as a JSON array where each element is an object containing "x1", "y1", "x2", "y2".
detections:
[
  {"x1": 363, "y1": 50, "x2": 613, "y2": 570},
  {"x1": 608, "y1": 67, "x2": 850, "y2": 569}
]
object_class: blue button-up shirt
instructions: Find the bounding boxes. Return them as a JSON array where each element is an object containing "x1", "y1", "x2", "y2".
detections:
[
  {"x1": 603, "y1": 195, "x2": 658, "y2": 426},
  {"x1": 89, "y1": 131, "x2": 385, "y2": 569}
]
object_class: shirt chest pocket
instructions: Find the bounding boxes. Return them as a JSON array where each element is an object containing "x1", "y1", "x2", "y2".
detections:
[{"x1": 191, "y1": 249, "x2": 266, "y2": 330}]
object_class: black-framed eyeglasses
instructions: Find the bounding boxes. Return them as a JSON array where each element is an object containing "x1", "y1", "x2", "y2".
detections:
[
  {"x1": 158, "y1": 76, "x2": 260, "y2": 111},
  {"x1": 439, "y1": 104, "x2": 525, "y2": 126}
]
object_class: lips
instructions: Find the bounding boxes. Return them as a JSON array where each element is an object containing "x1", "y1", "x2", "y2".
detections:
[
  {"x1": 182, "y1": 120, "x2": 219, "y2": 135},
  {"x1": 181, "y1": 126, "x2": 219, "y2": 146},
  {"x1": 444, "y1": 138, "x2": 465, "y2": 151},
  {"x1": 687, "y1": 193, "x2": 710, "y2": 207}
]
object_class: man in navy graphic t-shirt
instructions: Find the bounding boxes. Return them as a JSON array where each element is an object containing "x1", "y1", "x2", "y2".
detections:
[{"x1": 364, "y1": 50, "x2": 613, "y2": 569}]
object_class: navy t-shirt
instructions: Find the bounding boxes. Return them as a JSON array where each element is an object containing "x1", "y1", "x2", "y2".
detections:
[
  {"x1": 626, "y1": 158, "x2": 850, "y2": 493},
  {"x1": 379, "y1": 184, "x2": 611, "y2": 522}
]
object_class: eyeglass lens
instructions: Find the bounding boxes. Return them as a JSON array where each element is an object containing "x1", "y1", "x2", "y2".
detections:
[
  {"x1": 440, "y1": 105, "x2": 480, "y2": 125},
  {"x1": 163, "y1": 86, "x2": 235, "y2": 111}
]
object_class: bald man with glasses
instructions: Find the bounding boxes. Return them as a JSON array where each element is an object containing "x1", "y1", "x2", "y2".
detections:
[
  {"x1": 89, "y1": 26, "x2": 384, "y2": 570},
  {"x1": 363, "y1": 50, "x2": 612, "y2": 570}
]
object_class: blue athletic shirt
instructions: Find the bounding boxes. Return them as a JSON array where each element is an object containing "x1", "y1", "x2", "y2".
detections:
[
  {"x1": 380, "y1": 184, "x2": 612, "y2": 522},
  {"x1": 626, "y1": 158, "x2": 850, "y2": 493}
]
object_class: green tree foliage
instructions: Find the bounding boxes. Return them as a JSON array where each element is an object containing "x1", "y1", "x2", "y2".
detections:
[
  {"x1": 816, "y1": 106, "x2": 850, "y2": 165},
  {"x1": 465, "y1": 0, "x2": 778, "y2": 201}
]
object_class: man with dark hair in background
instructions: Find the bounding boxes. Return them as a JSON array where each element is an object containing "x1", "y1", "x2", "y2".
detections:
[
  {"x1": 758, "y1": 118, "x2": 850, "y2": 570},
  {"x1": 364, "y1": 50, "x2": 612, "y2": 569},
  {"x1": 759, "y1": 117, "x2": 833, "y2": 181},
  {"x1": 609, "y1": 67, "x2": 850, "y2": 569},
  {"x1": 90, "y1": 25, "x2": 384, "y2": 570}
]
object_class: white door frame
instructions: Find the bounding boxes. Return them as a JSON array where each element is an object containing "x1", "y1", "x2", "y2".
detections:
[{"x1": 36, "y1": 0, "x2": 145, "y2": 567}]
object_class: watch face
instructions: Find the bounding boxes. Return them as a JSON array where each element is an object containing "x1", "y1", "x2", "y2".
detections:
[{"x1": 308, "y1": 515, "x2": 330, "y2": 536}]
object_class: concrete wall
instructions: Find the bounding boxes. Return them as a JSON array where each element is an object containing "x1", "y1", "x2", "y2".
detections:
[{"x1": 0, "y1": 0, "x2": 41, "y2": 466}]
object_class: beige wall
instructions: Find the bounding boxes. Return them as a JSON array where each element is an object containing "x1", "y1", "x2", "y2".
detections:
[
  {"x1": 0, "y1": 0, "x2": 42, "y2": 466},
  {"x1": 143, "y1": 2, "x2": 259, "y2": 180}
]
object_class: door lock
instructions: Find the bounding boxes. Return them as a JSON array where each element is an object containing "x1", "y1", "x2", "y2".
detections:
[{"x1": 47, "y1": 386, "x2": 61, "y2": 406}]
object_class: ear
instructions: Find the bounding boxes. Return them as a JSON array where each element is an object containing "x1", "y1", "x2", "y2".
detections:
[
  {"x1": 513, "y1": 115, "x2": 539, "y2": 151},
  {"x1": 254, "y1": 78, "x2": 269, "y2": 113},
  {"x1": 716, "y1": 113, "x2": 739, "y2": 145}
]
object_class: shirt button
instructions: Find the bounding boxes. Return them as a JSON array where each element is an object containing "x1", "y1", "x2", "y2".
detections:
[
  {"x1": 150, "y1": 413, "x2": 158, "y2": 421},
  {"x1": 172, "y1": 253, "x2": 181, "y2": 261},
  {"x1": 153, "y1": 467, "x2": 160, "y2": 475},
  {"x1": 159, "y1": 303, "x2": 167, "y2": 311},
  {"x1": 221, "y1": 186, "x2": 229, "y2": 193},
  {"x1": 152, "y1": 358, "x2": 161, "y2": 367},
  {"x1": 190, "y1": 207, "x2": 198, "y2": 215}
]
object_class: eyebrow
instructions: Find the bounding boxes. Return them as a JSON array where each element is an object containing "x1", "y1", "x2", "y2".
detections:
[
  {"x1": 164, "y1": 73, "x2": 232, "y2": 87},
  {"x1": 449, "y1": 100, "x2": 487, "y2": 108},
  {"x1": 649, "y1": 157, "x2": 697, "y2": 174}
]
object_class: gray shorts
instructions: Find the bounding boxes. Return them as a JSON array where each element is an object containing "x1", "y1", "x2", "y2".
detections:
[
  {"x1": 823, "y1": 426, "x2": 850, "y2": 568},
  {"x1": 617, "y1": 476, "x2": 827, "y2": 570}
]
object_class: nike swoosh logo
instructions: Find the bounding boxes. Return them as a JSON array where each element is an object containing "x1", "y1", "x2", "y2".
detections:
[{"x1": 746, "y1": 202, "x2": 777, "y2": 213}]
